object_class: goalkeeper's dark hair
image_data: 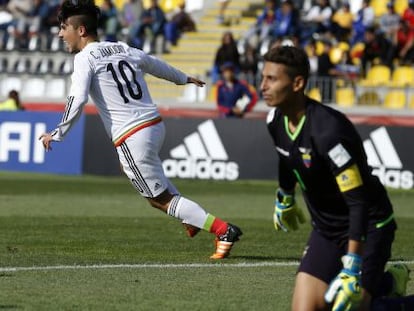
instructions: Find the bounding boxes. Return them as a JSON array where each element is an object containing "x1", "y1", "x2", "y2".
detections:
[
  {"x1": 58, "y1": 0, "x2": 101, "y2": 37},
  {"x1": 263, "y1": 46, "x2": 310, "y2": 84}
]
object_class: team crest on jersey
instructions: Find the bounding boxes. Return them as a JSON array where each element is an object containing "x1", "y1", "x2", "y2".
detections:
[{"x1": 299, "y1": 147, "x2": 312, "y2": 168}]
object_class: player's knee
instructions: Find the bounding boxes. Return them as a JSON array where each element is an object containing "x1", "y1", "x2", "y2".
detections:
[{"x1": 147, "y1": 190, "x2": 174, "y2": 212}]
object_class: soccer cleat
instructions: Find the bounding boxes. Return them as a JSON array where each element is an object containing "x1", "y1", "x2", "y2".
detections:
[
  {"x1": 386, "y1": 263, "x2": 411, "y2": 297},
  {"x1": 182, "y1": 223, "x2": 200, "y2": 238},
  {"x1": 210, "y1": 224, "x2": 242, "y2": 259}
]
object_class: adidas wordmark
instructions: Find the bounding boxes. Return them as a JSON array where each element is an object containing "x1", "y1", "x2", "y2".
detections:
[
  {"x1": 364, "y1": 127, "x2": 413, "y2": 189},
  {"x1": 162, "y1": 120, "x2": 239, "y2": 180}
]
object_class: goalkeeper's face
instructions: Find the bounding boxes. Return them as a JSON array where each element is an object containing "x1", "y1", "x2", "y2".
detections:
[{"x1": 260, "y1": 62, "x2": 297, "y2": 108}]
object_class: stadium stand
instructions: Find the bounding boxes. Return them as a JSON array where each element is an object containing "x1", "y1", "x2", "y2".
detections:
[
  {"x1": 147, "y1": 0, "x2": 262, "y2": 103},
  {"x1": 2, "y1": 0, "x2": 414, "y2": 112},
  {"x1": 336, "y1": 87, "x2": 355, "y2": 107},
  {"x1": 307, "y1": 87, "x2": 322, "y2": 102},
  {"x1": 383, "y1": 89, "x2": 407, "y2": 109},
  {"x1": 395, "y1": 0, "x2": 409, "y2": 15},
  {"x1": 388, "y1": 65, "x2": 414, "y2": 87},
  {"x1": 360, "y1": 65, "x2": 392, "y2": 87}
]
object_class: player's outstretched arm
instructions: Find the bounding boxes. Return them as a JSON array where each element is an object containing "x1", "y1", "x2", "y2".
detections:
[{"x1": 187, "y1": 76, "x2": 206, "y2": 87}]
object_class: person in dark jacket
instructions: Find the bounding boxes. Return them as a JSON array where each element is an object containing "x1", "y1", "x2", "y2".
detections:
[{"x1": 216, "y1": 62, "x2": 257, "y2": 118}]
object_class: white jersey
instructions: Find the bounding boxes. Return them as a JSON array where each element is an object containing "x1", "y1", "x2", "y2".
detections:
[{"x1": 51, "y1": 41, "x2": 188, "y2": 146}]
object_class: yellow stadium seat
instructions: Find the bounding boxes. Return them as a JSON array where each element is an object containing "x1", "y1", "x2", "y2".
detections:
[
  {"x1": 336, "y1": 87, "x2": 355, "y2": 107},
  {"x1": 395, "y1": 0, "x2": 408, "y2": 15},
  {"x1": 95, "y1": 0, "x2": 125, "y2": 10},
  {"x1": 360, "y1": 65, "x2": 391, "y2": 86},
  {"x1": 358, "y1": 91, "x2": 381, "y2": 106},
  {"x1": 208, "y1": 84, "x2": 218, "y2": 102},
  {"x1": 329, "y1": 47, "x2": 344, "y2": 64},
  {"x1": 315, "y1": 41, "x2": 325, "y2": 56},
  {"x1": 383, "y1": 90, "x2": 407, "y2": 109},
  {"x1": 371, "y1": 0, "x2": 388, "y2": 17},
  {"x1": 389, "y1": 66, "x2": 414, "y2": 87},
  {"x1": 409, "y1": 96, "x2": 414, "y2": 108},
  {"x1": 338, "y1": 41, "x2": 350, "y2": 52},
  {"x1": 143, "y1": 0, "x2": 181, "y2": 11},
  {"x1": 307, "y1": 87, "x2": 322, "y2": 102}
]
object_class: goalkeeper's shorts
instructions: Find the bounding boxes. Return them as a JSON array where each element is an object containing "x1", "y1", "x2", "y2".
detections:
[{"x1": 298, "y1": 220, "x2": 396, "y2": 297}]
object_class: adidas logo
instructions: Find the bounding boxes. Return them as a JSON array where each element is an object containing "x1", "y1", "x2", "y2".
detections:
[
  {"x1": 162, "y1": 120, "x2": 239, "y2": 180},
  {"x1": 363, "y1": 127, "x2": 413, "y2": 189}
]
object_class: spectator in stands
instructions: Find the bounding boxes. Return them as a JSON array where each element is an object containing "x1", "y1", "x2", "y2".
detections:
[
  {"x1": 351, "y1": 0, "x2": 375, "y2": 44},
  {"x1": 312, "y1": 39, "x2": 359, "y2": 103},
  {"x1": 215, "y1": 62, "x2": 257, "y2": 118},
  {"x1": 121, "y1": 0, "x2": 143, "y2": 30},
  {"x1": 7, "y1": 0, "x2": 32, "y2": 48},
  {"x1": 164, "y1": 1, "x2": 196, "y2": 47},
  {"x1": 217, "y1": 0, "x2": 230, "y2": 25},
  {"x1": 239, "y1": 43, "x2": 259, "y2": 87},
  {"x1": 393, "y1": 19, "x2": 414, "y2": 65},
  {"x1": 402, "y1": 0, "x2": 414, "y2": 30},
  {"x1": 331, "y1": 2, "x2": 354, "y2": 42},
  {"x1": 306, "y1": 39, "x2": 319, "y2": 76},
  {"x1": 0, "y1": 90, "x2": 24, "y2": 111},
  {"x1": 211, "y1": 31, "x2": 240, "y2": 83},
  {"x1": 0, "y1": 8, "x2": 15, "y2": 49},
  {"x1": 361, "y1": 26, "x2": 393, "y2": 75},
  {"x1": 301, "y1": 0, "x2": 333, "y2": 43},
  {"x1": 242, "y1": 0, "x2": 277, "y2": 51},
  {"x1": 121, "y1": 0, "x2": 143, "y2": 48},
  {"x1": 99, "y1": 0, "x2": 119, "y2": 42},
  {"x1": 131, "y1": 0, "x2": 167, "y2": 53},
  {"x1": 272, "y1": 0, "x2": 300, "y2": 40},
  {"x1": 315, "y1": 39, "x2": 335, "y2": 103},
  {"x1": 45, "y1": 0, "x2": 63, "y2": 28},
  {"x1": 28, "y1": 0, "x2": 50, "y2": 32},
  {"x1": 379, "y1": 2, "x2": 401, "y2": 43}
]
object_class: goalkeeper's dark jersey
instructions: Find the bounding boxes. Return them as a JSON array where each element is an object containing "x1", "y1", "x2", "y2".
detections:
[{"x1": 267, "y1": 98, "x2": 394, "y2": 242}]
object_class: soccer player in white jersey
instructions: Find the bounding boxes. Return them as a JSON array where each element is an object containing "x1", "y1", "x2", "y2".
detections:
[{"x1": 39, "y1": 0, "x2": 242, "y2": 259}]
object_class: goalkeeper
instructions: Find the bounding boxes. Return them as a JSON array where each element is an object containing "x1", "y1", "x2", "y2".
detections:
[{"x1": 262, "y1": 46, "x2": 412, "y2": 311}]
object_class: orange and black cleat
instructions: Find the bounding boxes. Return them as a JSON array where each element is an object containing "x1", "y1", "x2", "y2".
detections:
[{"x1": 210, "y1": 224, "x2": 242, "y2": 259}]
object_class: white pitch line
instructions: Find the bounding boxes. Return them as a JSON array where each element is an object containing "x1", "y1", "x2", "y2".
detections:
[
  {"x1": 0, "y1": 261, "x2": 299, "y2": 272},
  {"x1": 1, "y1": 260, "x2": 414, "y2": 273}
]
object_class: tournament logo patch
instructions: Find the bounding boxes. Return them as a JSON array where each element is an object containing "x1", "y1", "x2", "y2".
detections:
[
  {"x1": 328, "y1": 143, "x2": 351, "y2": 168},
  {"x1": 299, "y1": 147, "x2": 312, "y2": 168},
  {"x1": 335, "y1": 164, "x2": 363, "y2": 192}
]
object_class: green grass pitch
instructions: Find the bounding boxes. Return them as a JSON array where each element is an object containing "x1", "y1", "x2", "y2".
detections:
[{"x1": 0, "y1": 172, "x2": 413, "y2": 310}]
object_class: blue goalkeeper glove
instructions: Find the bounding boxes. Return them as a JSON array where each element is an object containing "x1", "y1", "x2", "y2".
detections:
[
  {"x1": 325, "y1": 253, "x2": 363, "y2": 311},
  {"x1": 273, "y1": 188, "x2": 305, "y2": 232}
]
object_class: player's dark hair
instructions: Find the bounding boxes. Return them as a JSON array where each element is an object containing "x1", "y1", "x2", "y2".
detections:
[
  {"x1": 263, "y1": 46, "x2": 310, "y2": 83},
  {"x1": 58, "y1": 0, "x2": 100, "y2": 37}
]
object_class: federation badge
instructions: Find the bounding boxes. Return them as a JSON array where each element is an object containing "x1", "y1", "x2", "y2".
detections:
[{"x1": 299, "y1": 147, "x2": 312, "y2": 168}]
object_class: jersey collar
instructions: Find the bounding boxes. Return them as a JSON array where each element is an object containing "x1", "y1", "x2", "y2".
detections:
[{"x1": 284, "y1": 114, "x2": 306, "y2": 141}]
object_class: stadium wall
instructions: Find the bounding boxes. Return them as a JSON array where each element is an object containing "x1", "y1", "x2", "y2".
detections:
[
  {"x1": 1, "y1": 111, "x2": 414, "y2": 189},
  {"x1": 82, "y1": 114, "x2": 414, "y2": 190}
]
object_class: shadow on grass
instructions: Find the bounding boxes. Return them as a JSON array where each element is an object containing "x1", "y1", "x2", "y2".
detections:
[{"x1": 0, "y1": 306, "x2": 20, "y2": 310}]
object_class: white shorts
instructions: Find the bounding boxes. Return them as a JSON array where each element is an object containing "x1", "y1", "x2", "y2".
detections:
[{"x1": 116, "y1": 122, "x2": 178, "y2": 198}]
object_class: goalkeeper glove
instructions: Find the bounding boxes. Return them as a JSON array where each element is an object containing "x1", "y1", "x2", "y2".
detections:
[
  {"x1": 325, "y1": 253, "x2": 363, "y2": 311},
  {"x1": 273, "y1": 188, "x2": 305, "y2": 232}
]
